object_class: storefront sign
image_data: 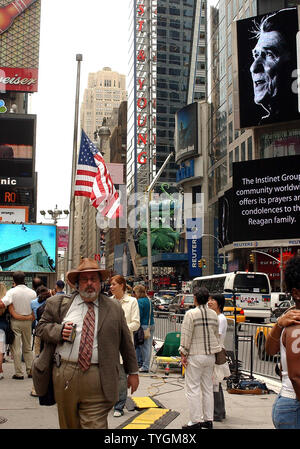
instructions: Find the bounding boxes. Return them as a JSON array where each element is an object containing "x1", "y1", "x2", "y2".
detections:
[{"x1": 176, "y1": 159, "x2": 195, "y2": 182}]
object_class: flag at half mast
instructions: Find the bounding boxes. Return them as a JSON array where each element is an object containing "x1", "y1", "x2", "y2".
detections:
[{"x1": 74, "y1": 129, "x2": 121, "y2": 219}]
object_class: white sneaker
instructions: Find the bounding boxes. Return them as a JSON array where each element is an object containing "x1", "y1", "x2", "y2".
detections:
[
  {"x1": 0, "y1": 373, "x2": 4, "y2": 379},
  {"x1": 113, "y1": 410, "x2": 123, "y2": 417}
]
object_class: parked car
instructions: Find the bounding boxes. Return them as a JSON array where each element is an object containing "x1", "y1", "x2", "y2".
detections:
[
  {"x1": 223, "y1": 299, "x2": 246, "y2": 324},
  {"x1": 168, "y1": 293, "x2": 195, "y2": 314},
  {"x1": 272, "y1": 299, "x2": 295, "y2": 319},
  {"x1": 153, "y1": 296, "x2": 173, "y2": 315},
  {"x1": 271, "y1": 292, "x2": 291, "y2": 311},
  {"x1": 154, "y1": 290, "x2": 177, "y2": 301}
]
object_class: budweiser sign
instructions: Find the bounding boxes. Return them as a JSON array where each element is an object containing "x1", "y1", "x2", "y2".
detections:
[{"x1": 0, "y1": 67, "x2": 38, "y2": 92}]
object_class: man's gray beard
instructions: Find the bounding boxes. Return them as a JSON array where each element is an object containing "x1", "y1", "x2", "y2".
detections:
[{"x1": 79, "y1": 289, "x2": 98, "y2": 300}]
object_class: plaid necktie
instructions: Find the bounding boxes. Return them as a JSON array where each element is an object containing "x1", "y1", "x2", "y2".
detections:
[{"x1": 78, "y1": 302, "x2": 95, "y2": 371}]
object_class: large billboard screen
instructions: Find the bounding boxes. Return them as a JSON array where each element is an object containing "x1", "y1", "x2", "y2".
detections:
[
  {"x1": 0, "y1": 114, "x2": 35, "y2": 180},
  {"x1": 234, "y1": 7, "x2": 300, "y2": 128},
  {"x1": 0, "y1": 223, "x2": 56, "y2": 273},
  {"x1": 0, "y1": 0, "x2": 40, "y2": 93},
  {"x1": 232, "y1": 155, "x2": 300, "y2": 242},
  {"x1": 175, "y1": 102, "x2": 198, "y2": 163}
]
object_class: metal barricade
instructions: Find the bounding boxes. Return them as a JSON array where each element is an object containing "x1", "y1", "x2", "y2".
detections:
[
  {"x1": 154, "y1": 314, "x2": 280, "y2": 381},
  {"x1": 154, "y1": 312, "x2": 183, "y2": 341},
  {"x1": 236, "y1": 322, "x2": 280, "y2": 380}
]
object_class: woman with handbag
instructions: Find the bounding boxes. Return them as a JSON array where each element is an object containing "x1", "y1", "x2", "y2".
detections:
[
  {"x1": 133, "y1": 285, "x2": 155, "y2": 373},
  {"x1": 179, "y1": 286, "x2": 221, "y2": 429},
  {"x1": 110, "y1": 275, "x2": 140, "y2": 417},
  {"x1": 208, "y1": 293, "x2": 228, "y2": 422}
]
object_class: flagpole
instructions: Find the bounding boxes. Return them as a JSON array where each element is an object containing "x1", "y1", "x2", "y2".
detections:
[{"x1": 67, "y1": 54, "x2": 83, "y2": 277}]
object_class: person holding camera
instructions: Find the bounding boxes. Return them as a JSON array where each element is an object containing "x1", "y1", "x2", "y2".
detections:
[{"x1": 34, "y1": 258, "x2": 139, "y2": 429}]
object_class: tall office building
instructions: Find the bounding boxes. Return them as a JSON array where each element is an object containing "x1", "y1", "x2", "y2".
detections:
[
  {"x1": 206, "y1": 0, "x2": 300, "y2": 288},
  {"x1": 127, "y1": 0, "x2": 207, "y2": 195},
  {"x1": 80, "y1": 67, "x2": 127, "y2": 143}
]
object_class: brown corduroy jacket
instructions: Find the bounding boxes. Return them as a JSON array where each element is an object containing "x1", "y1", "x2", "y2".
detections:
[{"x1": 32, "y1": 291, "x2": 138, "y2": 402}]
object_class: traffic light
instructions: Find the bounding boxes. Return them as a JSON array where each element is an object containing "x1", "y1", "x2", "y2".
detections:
[
  {"x1": 202, "y1": 258, "x2": 206, "y2": 268},
  {"x1": 250, "y1": 253, "x2": 255, "y2": 263},
  {"x1": 198, "y1": 259, "x2": 203, "y2": 268}
]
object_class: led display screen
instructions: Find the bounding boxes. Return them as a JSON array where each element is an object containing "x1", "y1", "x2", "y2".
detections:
[
  {"x1": 0, "y1": 114, "x2": 35, "y2": 179},
  {"x1": 0, "y1": 223, "x2": 56, "y2": 273},
  {"x1": 234, "y1": 7, "x2": 300, "y2": 128}
]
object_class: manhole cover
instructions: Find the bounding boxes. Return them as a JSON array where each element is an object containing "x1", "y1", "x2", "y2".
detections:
[{"x1": 0, "y1": 416, "x2": 7, "y2": 424}]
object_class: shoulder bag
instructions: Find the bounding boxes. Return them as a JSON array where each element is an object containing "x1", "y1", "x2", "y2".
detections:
[
  {"x1": 215, "y1": 347, "x2": 227, "y2": 365},
  {"x1": 143, "y1": 299, "x2": 152, "y2": 340},
  {"x1": 5, "y1": 314, "x2": 15, "y2": 345}
]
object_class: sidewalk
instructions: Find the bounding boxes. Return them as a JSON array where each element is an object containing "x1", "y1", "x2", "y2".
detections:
[{"x1": 0, "y1": 357, "x2": 279, "y2": 430}]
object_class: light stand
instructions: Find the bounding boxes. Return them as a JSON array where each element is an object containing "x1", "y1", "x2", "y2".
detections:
[{"x1": 225, "y1": 288, "x2": 240, "y2": 385}]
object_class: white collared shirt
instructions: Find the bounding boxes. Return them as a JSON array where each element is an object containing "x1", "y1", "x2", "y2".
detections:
[
  {"x1": 56, "y1": 294, "x2": 99, "y2": 363},
  {"x1": 2, "y1": 284, "x2": 36, "y2": 315}
]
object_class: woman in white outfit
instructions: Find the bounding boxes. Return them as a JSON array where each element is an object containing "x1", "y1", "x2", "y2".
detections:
[{"x1": 179, "y1": 286, "x2": 221, "y2": 429}]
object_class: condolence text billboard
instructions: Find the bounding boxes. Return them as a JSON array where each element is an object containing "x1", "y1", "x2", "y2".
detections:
[{"x1": 232, "y1": 155, "x2": 300, "y2": 242}]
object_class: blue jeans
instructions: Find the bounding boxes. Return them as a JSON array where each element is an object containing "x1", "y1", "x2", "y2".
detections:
[
  {"x1": 135, "y1": 324, "x2": 155, "y2": 371},
  {"x1": 114, "y1": 364, "x2": 128, "y2": 412},
  {"x1": 272, "y1": 394, "x2": 300, "y2": 429}
]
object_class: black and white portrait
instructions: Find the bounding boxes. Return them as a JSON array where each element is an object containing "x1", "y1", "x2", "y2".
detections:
[{"x1": 236, "y1": 8, "x2": 300, "y2": 128}]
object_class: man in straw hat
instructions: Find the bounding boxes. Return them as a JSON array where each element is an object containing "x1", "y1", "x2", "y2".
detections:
[{"x1": 33, "y1": 258, "x2": 139, "y2": 429}]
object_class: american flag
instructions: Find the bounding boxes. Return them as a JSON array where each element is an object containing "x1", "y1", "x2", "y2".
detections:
[{"x1": 74, "y1": 130, "x2": 120, "y2": 219}]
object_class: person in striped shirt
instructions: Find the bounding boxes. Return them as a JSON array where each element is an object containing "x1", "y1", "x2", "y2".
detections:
[{"x1": 179, "y1": 286, "x2": 221, "y2": 429}]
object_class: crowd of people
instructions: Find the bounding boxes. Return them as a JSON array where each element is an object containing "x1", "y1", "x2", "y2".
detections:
[{"x1": 0, "y1": 255, "x2": 300, "y2": 429}]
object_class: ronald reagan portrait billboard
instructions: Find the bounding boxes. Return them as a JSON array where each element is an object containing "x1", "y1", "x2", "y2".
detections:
[{"x1": 233, "y1": 7, "x2": 300, "y2": 129}]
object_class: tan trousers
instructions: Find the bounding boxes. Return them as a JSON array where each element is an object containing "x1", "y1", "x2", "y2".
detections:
[
  {"x1": 53, "y1": 362, "x2": 114, "y2": 429},
  {"x1": 10, "y1": 318, "x2": 33, "y2": 377}
]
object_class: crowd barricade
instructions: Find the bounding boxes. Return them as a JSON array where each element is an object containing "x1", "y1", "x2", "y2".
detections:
[{"x1": 154, "y1": 314, "x2": 280, "y2": 380}]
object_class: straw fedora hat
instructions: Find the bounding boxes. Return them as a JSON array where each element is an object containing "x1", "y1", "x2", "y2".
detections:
[{"x1": 66, "y1": 258, "x2": 110, "y2": 287}]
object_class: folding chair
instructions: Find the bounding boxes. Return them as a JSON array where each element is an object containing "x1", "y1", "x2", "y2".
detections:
[{"x1": 151, "y1": 332, "x2": 182, "y2": 374}]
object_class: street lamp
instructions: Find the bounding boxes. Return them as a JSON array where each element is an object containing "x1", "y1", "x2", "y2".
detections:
[
  {"x1": 202, "y1": 233, "x2": 227, "y2": 273},
  {"x1": 40, "y1": 205, "x2": 69, "y2": 225}
]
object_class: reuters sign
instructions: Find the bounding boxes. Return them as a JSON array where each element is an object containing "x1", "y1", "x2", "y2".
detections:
[{"x1": 0, "y1": 0, "x2": 40, "y2": 93}]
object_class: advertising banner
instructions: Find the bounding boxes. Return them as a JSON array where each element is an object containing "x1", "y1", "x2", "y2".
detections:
[
  {"x1": 57, "y1": 226, "x2": 68, "y2": 250},
  {"x1": 0, "y1": 205, "x2": 28, "y2": 222},
  {"x1": 232, "y1": 155, "x2": 300, "y2": 242},
  {"x1": 0, "y1": 0, "x2": 40, "y2": 93},
  {"x1": 175, "y1": 102, "x2": 198, "y2": 163},
  {"x1": 234, "y1": 7, "x2": 300, "y2": 128},
  {"x1": 186, "y1": 218, "x2": 202, "y2": 278}
]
